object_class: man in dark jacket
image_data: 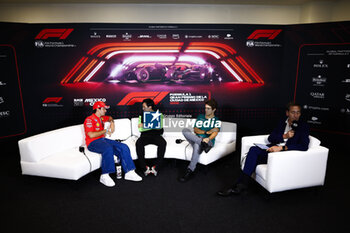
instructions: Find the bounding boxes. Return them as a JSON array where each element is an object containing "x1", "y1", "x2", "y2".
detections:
[
  {"x1": 136, "y1": 98, "x2": 166, "y2": 176},
  {"x1": 217, "y1": 102, "x2": 310, "y2": 196}
]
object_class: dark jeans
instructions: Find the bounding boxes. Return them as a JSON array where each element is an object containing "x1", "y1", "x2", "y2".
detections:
[
  {"x1": 242, "y1": 146, "x2": 268, "y2": 176},
  {"x1": 136, "y1": 135, "x2": 167, "y2": 171}
]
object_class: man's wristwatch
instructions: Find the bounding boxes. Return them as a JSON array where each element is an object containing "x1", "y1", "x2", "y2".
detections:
[{"x1": 282, "y1": 146, "x2": 287, "y2": 151}]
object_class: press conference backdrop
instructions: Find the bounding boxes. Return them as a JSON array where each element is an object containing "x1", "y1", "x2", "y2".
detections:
[{"x1": 0, "y1": 21, "x2": 349, "y2": 138}]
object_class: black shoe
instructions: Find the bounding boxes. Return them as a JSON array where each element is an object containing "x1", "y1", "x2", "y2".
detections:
[
  {"x1": 217, "y1": 183, "x2": 247, "y2": 196},
  {"x1": 178, "y1": 169, "x2": 193, "y2": 182},
  {"x1": 201, "y1": 141, "x2": 212, "y2": 153}
]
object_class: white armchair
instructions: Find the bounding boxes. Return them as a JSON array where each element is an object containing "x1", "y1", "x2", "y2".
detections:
[{"x1": 241, "y1": 135, "x2": 329, "y2": 193}]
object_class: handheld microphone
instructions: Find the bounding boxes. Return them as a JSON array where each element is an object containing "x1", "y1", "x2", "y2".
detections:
[
  {"x1": 176, "y1": 139, "x2": 185, "y2": 144},
  {"x1": 291, "y1": 120, "x2": 299, "y2": 130}
]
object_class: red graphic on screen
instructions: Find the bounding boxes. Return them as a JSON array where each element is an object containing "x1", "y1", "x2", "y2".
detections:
[{"x1": 61, "y1": 42, "x2": 264, "y2": 85}]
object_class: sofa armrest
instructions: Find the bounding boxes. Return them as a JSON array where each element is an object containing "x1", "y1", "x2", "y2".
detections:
[
  {"x1": 265, "y1": 146, "x2": 329, "y2": 191},
  {"x1": 241, "y1": 135, "x2": 269, "y2": 160}
]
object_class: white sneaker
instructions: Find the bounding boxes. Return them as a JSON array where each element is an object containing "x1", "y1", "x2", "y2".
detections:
[
  {"x1": 151, "y1": 166, "x2": 158, "y2": 176},
  {"x1": 99, "y1": 174, "x2": 115, "y2": 187},
  {"x1": 144, "y1": 166, "x2": 151, "y2": 176},
  {"x1": 124, "y1": 170, "x2": 142, "y2": 182}
]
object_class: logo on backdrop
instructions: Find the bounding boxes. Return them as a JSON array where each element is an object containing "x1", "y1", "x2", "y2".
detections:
[
  {"x1": 35, "y1": 29, "x2": 74, "y2": 40},
  {"x1": 34, "y1": 40, "x2": 44, "y2": 48},
  {"x1": 208, "y1": 34, "x2": 219, "y2": 39},
  {"x1": 303, "y1": 105, "x2": 330, "y2": 112},
  {"x1": 312, "y1": 75, "x2": 327, "y2": 87},
  {"x1": 308, "y1": 116, "x2": 322, "y2": 125},
  {"x1": 345, "y1": 94, "x2": 350, "y2": 102},
  {"x1": 310, "y1": 92, "x2": 325, "y2": 99},
  {"x1": 0, "y1": 97, "x2": 4, "y2": 104},
  {"x1": 42, "y1": 97, "x2": 63, "y2": 107},
  {"x1": 35, "y1": 28, "x2": 76, "y2": 48},
  {"x1": 122, "y1": 33, "x2": 132, "y2": 41},
  {"x1": 224, "y1": 34, "x2": 233, "y2": 40},
  {"x1": 247, "y1": 29, "x2": 282, "y2": 40},
  {"x1": 90, "y1": 32, "x2": 101, "y2": 39},
  {"x1": 143, "y1": 110, "x2": 162, "y2": 129},
  {"x1": 0, "y1": 110, "x2": 10, "y2": 118},
  {"x1": 313, "y1": 60, "x2": 328, "y2": 68},
  {"x1": 172, "y1": 34, "x2": 180, "y2": 39},
  {"x1": 117, "y1": 92, "x2": 169, "y2": 106},
  {"x1": 246, "y1": 41, "x2": 254, "y2": 47},
  {"x1": 74, "y1": 98, "x2": 107, "y2": 107},
  {"x1": 246, "y1": 29, "x2": 282, "y2": 47},
  {"x1": 138, "y1": 34, "x2": 152, "y2": 39}
]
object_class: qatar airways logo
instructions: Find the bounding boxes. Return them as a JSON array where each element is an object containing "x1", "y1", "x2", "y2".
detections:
[{"x1": 310, "y1": 92, "x2": 325, "y2": 99}]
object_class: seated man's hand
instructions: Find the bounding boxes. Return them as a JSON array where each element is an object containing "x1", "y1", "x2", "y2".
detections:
[
  {"x1": 202, "y1": 137, "x2": 210, "y2": 143},
  {"x1": 267, "y1": 146, "x2": 283, "y2": 153},
  {"x1": 106, "y1": 128, "x2": 112, "y2": 137},
  {"x1": 283, "y1": 130, "x2": 295, "y2": 139},
  {"x1": 206, "y1": 128, "x2": 219, "y2": 134}
]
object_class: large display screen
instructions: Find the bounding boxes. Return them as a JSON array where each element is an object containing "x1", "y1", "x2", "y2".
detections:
[{"x1": 0, "y1": 22, "x2": 349, "y2": 137}]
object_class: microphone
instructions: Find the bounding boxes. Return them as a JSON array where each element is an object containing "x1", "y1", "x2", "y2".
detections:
[
  {"x1": 291, "y1": 120, "x2": 299, "y2": 130},
  {"x1": 176, "y1": 139, "x2": 185, "y2": 144}
]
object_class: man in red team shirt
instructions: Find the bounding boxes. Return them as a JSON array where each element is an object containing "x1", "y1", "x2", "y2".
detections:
[{"x1": 84, "y1": 101, "x2": 142, "y2": 187}]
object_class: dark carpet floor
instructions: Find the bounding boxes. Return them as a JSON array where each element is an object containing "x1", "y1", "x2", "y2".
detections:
[{"x1": 2, "y1": 132, "x2": 350, "y2": 233}]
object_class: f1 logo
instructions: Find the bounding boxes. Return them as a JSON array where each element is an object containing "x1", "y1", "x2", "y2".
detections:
[
  {"x1": 117, "y1": 92, "x2": 169, "y2": 106},
  {"x1": 247, "y1": 29, "x2": 282, "y2": 40},
  {"x1": 43, "y1": 97, "x2": 63, "y2": 103},
  {"x1": 143, "y1": 110, "x2": 162, "y2": 129},
  {"x1": 35, "y1": 29, "x2": 74, "y2": 40}
]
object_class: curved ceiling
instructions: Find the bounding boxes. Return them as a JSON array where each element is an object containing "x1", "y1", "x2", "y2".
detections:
[{"x1": 0, "y1": 0, "x2": 339, "y2": 5}]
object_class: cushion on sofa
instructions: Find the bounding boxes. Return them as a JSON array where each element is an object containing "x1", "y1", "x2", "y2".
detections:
[{"x1": 106, "y1": 118, "x2": 132, "y2": 141}]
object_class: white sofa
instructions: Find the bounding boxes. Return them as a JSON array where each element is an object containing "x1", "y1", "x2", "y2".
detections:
[
  {"x1": 19, "y1": 117, "x2": 237, "y2": 180},
  {"x1": 241, "y1": 134, "x2": 329, "y2": 193}
]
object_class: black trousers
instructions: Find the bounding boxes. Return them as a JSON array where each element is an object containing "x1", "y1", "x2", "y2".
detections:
[{"x1": 135, "y1": 134, "x2": 167, "y2": 171}]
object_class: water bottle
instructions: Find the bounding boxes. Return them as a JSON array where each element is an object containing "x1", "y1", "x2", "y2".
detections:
[{"x1": 116, "y1": 162, "x2": 122, "y2": 179}]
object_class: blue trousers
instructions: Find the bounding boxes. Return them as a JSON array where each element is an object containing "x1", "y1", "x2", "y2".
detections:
[
  {"x1": 242, "y1": 146, "x2": 268, "y2": 176},
  {"x1": 88, "y1": 138, "x2": 136, "y2": 174}
]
